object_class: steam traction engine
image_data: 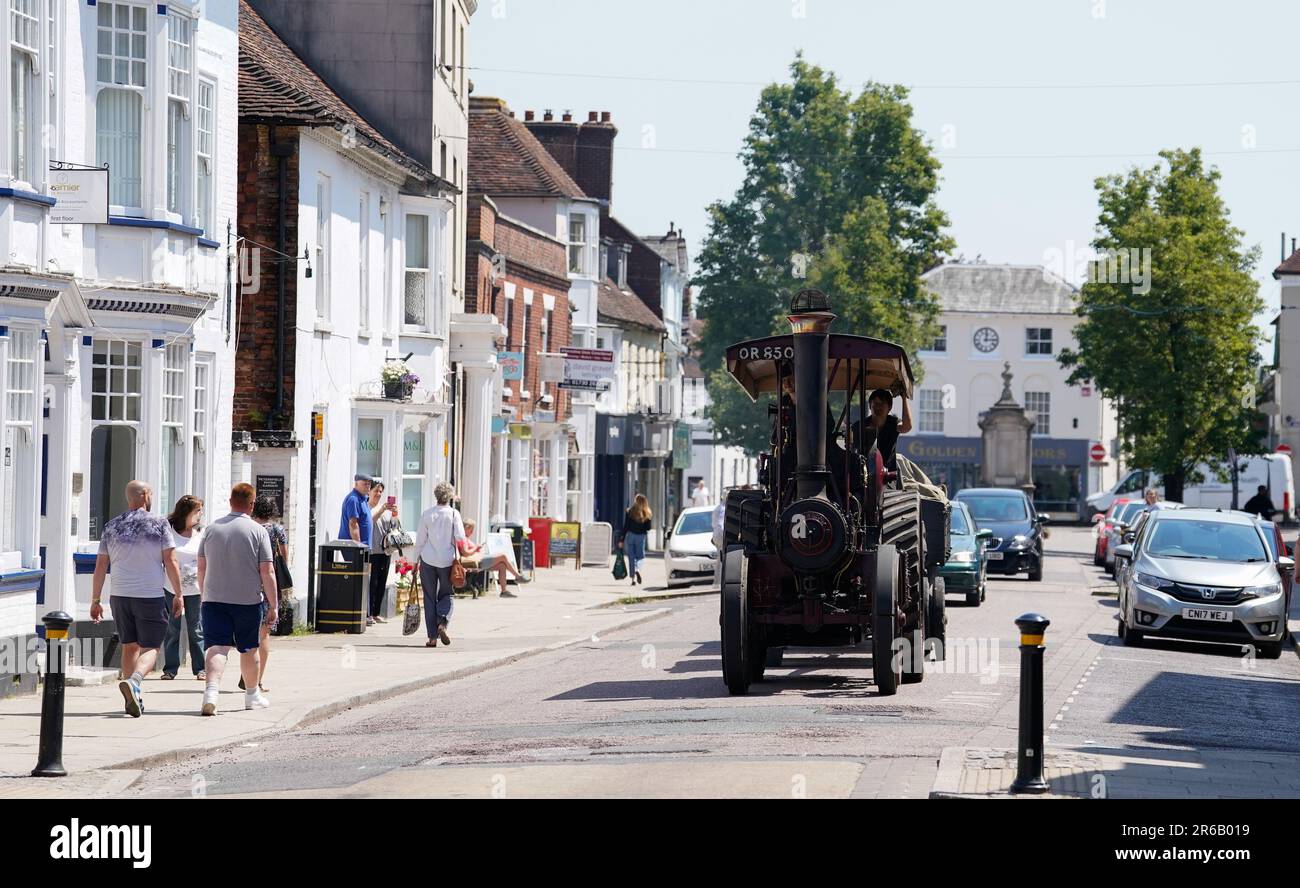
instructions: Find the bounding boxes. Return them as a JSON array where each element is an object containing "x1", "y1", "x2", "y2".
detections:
[{"x1": 719, "y1": 290, "x2": 948, "y2": 696}]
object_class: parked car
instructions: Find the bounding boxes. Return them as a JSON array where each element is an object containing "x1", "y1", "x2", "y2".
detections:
[
  {"x1": 665, "y1": 506, "x2": 719, "y2": 588},
  {"x1": 940, "y1": 500, "x2": 993, "y2": 606},
  {"x1": 1093, "y1": 498, "x2": 1133, "y2": 566},
  {"x1": 1112, "y1": 502, "x2": 1183, "y2": 587},
  {"x1": 1104, "y1": 500, "x2": 1180, "y2": 575},
  {"x1": 953, "y1": 488, "x2": 1047, "y2": 581},
  {"x1": 1087, "y1": 455, "x2": 1295, "y2": 520},
  {"x1": 1114, "y1": 508, "x2": 1294, "y2": 658}
]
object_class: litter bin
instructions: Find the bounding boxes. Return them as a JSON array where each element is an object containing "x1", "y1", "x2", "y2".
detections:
[
  {"x1": 316, "y1": 541, "x2": 370, "y2": 634},
  {"x1": 528, "y1": 517, "x2": 554, "y2": 569}
]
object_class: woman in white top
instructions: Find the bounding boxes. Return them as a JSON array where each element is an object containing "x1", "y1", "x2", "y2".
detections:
[
  {"x1": 414, "y1": 482, "x2": 465, "y2": 648},
  {"x1": 162, "y1": 495, "x2": 206, "y2": 680}
]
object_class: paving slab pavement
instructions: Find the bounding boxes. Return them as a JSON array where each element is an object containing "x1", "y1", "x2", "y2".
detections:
[{"x1": 0, "y1": 555, "x2": 687, "y2": 788}]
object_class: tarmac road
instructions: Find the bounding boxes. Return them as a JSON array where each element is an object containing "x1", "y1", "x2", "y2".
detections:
[{"x1": 122, "y1": 526, "x2": 1300, "y2": 799}]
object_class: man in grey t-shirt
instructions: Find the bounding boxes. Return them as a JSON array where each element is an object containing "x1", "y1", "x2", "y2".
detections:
[
  {"x1": 197, "y1": 482, "x2": 277, "y2": 715},
  {"x1": 91, "y1": 480, "x2": 184, "y2": 718}
]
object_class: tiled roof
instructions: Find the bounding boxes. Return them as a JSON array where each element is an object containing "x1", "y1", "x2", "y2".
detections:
[
  {"x1": 642, "y1": 231, "x2": 690, "y2": 276},
  {"x1": 238, "y1": 1, "x2": 439, "y2": 185},
  {"x1": 921, "y1": 263, "x2": 1077, "y2": 314},
  {"x1": 1274, "y1": 249, "x2": 1300, "y2": 278},
  {"x1": 468, "y1": 97, "x2": 589, "y2": 199},
  {"x1": 598, "y1": 277, "x2": 664, "y2": 332}
]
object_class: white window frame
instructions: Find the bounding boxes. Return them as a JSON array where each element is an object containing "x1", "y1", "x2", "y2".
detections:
[
  {"x1": 194, "y1": 76, "x2": 215, "y2": 234},
  {"x1": 1026, "y1": 327, "x2": 1053, "y2": 356},
  {"x1": 88, "y1": 338, "x2": 144, "y2": 540},
  {"x1": 358, "y1": 191, "x2": 371, "y2": 335},
  {"x1": 568, "y1": 215, "x2": 587, "y2": 275},
  {"x1": 1025, "y1": 390, "x2": 1051, "y2": 436},
  {"x1": 381, "y1": 196, "x2": 394, "y2": 336},
  {"x1": 315, "y1": 173, "x2": 331, "y2": 320},
  {"x1": 923, "y1": 325, "x2": 947, "y2": 354},
  {"x1": 2, "y1": 326, "x2": 39, "y2": 559},
  {"x1": 399, "y1": 420, "x2": 428, "y2": 524},
  {"x1": 191, "y1": 355, "x2": 212, "y2": 506},
  {"x1": 159, "y1": 343, "x2": 188, "y2": 513},
  {"x1": 403, "y1": 209, "x2": 430, "y2": 332},
  {"x1": 354, "y1": 414, "x2": 385, "y2": 483},
  {"x1": 45, "y1": 0, "x2": 58, "y2": 157},
  {"x1": 95, "y1": 3, "x2": 149, "y2": 215},
  {"x1": 917, "y1": 388, "x2": 944, "y2": 434}
]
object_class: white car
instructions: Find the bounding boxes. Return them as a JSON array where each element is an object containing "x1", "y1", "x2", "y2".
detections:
[{"x1": 665, "y1": 506, "x2": 719, "y2": 589}]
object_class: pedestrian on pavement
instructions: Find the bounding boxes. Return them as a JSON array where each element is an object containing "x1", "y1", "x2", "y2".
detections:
[
  {"x1": 162, "y1": 495, "x2": 206, "y2": 682},
  {"x1": 690, "y1": 479, "x2": 711, "y2": 507},
  {"x1": 246, "y1": 496, "x2": 286, "y2": 693},
  {"x1": 415, "y1": 482, "x2": 465, "y2": 648},
  {"x1": 368, "y1": 481, "x2": 398, "y2": 625},
  {"x1": 458, "y1": 518, "x2": 530, "y2": 596},
  {"x1": 1243, "y1": 485, "x2": 1278, "y2": 520},
  {"x1": 340, "y1": 472, "x2": 374, "y2": 546},
  {"x1": 619, "y1": 494, "x2": 653, "y2": 586},
  {"x1": 91, "y1": 480, "x2": 184, "y2": 718},
  {"x1": 198, "y1": 483, "x2": 277, "y2": 715}
]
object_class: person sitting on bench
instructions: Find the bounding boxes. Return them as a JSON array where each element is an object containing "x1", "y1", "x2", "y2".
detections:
[{"x1": 458, "y1": 519, "x2": 531, "y2": 597}]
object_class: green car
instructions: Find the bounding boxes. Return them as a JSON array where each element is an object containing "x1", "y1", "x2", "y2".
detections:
[{"x1": 941, "y1": 501, "x2": 993, "y2": 606}]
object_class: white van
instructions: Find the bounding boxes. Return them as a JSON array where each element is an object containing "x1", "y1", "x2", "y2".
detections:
[{"x1": 1087, "y1": 454, "x2": 1295, "y2": 521}]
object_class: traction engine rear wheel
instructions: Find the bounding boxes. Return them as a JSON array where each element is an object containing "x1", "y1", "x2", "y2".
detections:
[
  {"x1": 880, "y1": 490, "x2": 925, "y2": 684},
  {"x1": 720, "y1": 546, "x2": 751, "y2": 695},
  {"x1": 872, "y1": 544, "x2": 902, "y2": 696}
]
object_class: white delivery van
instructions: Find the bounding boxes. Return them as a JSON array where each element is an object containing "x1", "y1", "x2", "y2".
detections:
[{"x1": 1086, "y1": 454, "x2": 1295, "y2": 521}]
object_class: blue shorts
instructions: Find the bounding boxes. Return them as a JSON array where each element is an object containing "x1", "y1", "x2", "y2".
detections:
[
  {"x1": 201, "y1": 601, "x2": 264, "y2": 654},
  {"x1": 110, "y1": 595, "x2": 169, "y2": 649}
]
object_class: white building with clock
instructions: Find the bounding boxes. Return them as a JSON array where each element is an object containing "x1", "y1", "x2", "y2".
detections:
[{"x1": 907, "y1": 262, "x2": 1120, "y2": 520}]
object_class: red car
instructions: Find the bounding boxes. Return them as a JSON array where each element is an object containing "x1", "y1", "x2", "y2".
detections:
[{"x1": 1092, "y1": 498, "x2": 1133, "y2": 566}]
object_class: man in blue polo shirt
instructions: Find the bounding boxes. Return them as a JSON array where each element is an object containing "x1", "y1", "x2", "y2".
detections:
[{"x1": 340, "y1": 473, "x2": 374, "y2": 545}]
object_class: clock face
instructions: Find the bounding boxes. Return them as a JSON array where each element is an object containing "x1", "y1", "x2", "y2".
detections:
[{"x1": 973, "y1": 326, "x2": 1000, "y2": 353}]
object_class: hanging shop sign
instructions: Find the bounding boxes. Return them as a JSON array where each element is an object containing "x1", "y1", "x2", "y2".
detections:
[
  {"x1": 558, "y1": 347, "x2": 614, "y2": 392},
  {"x1": 47, "y1": 164, "x2": 109, "y2": 224},
  {"x1": 498, "y1": 351, "x2": 524, "y2": 381}
]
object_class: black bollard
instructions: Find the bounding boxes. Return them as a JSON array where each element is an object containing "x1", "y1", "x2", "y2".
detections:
[
  {"x1": 32, "y1": 611, "x2": 74, "y2": 777},
  {"x1": 1010, "y1": 612, "x2": 1050, "y2": 794}
]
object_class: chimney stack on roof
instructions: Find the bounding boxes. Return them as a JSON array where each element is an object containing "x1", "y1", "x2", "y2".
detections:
[
  {"x1": 524, "y1": 105, "x2": 618, "y2": 205},
  {"x1": 588, "y1": 111, "x2": 598, "y2": 122},
  {"x1": 524, "y1": 109, "x2": 534, "y2": 121},
  {"x1": 543, "y1": 109, "x2": 554, "y2": 121},
  {"x1": 562, "y1": 110, "x2": 573, "y2": 122},
  {"x1": 601, "y1": 111, "x2": 612, "y2": 123}
]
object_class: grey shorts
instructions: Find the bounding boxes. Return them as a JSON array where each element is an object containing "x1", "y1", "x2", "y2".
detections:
[{"x1": 110, "y1": 595, "x2": 170, "y2": 649}]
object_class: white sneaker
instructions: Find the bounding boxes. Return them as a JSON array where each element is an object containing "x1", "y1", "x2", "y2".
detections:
[{"x1": 245, "y1": 690, "x2": 270, "y2": 710}]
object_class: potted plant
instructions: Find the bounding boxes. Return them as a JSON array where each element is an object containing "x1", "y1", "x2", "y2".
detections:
[{"x1": 381, "y1": 361, "x2": 420, "y2": 400}]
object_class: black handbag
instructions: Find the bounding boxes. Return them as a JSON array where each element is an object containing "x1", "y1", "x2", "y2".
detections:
[{"x1": 273, "y1": 551, "x2": 294, "y2": 593}]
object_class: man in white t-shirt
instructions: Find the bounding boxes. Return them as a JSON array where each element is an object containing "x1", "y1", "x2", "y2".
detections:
[{"x1": 91, "y1": 480, "x2": 184, "y2": 718}]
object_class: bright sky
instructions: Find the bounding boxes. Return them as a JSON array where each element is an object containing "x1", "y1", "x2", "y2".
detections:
[{"x1": 469, "y1": 0, "x2": 1299, "y2": 346}]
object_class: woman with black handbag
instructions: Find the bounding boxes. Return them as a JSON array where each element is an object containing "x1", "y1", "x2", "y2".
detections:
[{"x1": 250, "y1": 496, "x2": 290, "y2": 692}]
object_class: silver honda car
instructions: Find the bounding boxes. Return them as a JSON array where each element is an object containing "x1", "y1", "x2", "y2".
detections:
[{"x1": 1114, "y1": 508, "x2": 1294, "y2": 659}]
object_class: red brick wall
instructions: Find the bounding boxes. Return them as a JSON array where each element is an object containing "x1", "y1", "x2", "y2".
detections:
[{"x1": 234, "y1": 124, "x2": 301, "y2": 432}]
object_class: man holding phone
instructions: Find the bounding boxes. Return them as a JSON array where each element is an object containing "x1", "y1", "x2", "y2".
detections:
[{"x1": 367, "y1": 481, "x2": 399, "y2": 625}]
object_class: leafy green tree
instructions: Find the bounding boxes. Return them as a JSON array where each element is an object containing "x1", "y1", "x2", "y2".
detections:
[
  {"x1": 695, "y1": 56, "x2": 953, "y2": 454},
  {"x1": 1058, "y1": 149, "x2": 1264, "y2": 502}
]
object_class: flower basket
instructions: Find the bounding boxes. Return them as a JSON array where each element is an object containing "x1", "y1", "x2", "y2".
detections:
[{"x1": 380, "y1": 361, "x2": 420, "y2": 401}]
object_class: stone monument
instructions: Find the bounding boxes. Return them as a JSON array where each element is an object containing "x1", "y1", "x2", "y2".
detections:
[{"x1": 978, "y1": 362, "x2": 1035, "y2": 495}]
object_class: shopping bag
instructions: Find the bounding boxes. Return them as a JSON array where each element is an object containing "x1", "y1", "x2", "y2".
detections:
[
  {"x1": 402, "y1": 565, "x2": 422, "y2": 636},
  {"x1": 612, "y1": 551, "x2": 628, "y2": 581},
  {"x1": 451, "y1": 559, "x2": 467, "y2": 589}
]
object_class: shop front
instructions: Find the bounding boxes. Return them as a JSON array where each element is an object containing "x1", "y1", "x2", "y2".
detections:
[{"x1": 900, "y1": 435, "x2": 1088, "y2": 521}]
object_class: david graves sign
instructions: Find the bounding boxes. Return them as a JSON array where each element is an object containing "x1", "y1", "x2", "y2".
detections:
[{"x1": 558, "y1": 347, "x2": 614, "y2": 392}]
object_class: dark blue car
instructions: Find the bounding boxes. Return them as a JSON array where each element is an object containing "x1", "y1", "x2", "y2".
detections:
[{"x1": 953, "y1": 488, "x2": 1048, "y2": 582}]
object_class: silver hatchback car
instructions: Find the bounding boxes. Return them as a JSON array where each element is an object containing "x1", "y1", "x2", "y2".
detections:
[{"x1": 1114, "y1": 509, "x2": 1294, "y2": 658}]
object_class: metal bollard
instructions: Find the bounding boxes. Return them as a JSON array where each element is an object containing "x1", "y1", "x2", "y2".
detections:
[
  {"x1": 31, "y1": 611, "x2": 74, "y2": 778},
  {"x1": 1010, "y1": 612, "x2": 1050, "y2": 794}
]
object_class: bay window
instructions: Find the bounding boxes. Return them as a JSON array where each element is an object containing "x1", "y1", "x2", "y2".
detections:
[
  {"x1": 568, "y1": 215, "x2": 586, "y2": 275},
  {"x1": 165, "y1": 12, "x2": 191, "y2": 217},
  {"x1": 9, "y1": 0, "x2": 39, "y2": 185},
  {"x1": 96, "y1": 2, "x2": 147, "y2": 212}
]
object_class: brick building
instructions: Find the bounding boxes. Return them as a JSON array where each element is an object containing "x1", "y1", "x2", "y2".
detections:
[
  {"x1": 236, "y1": 1, "x2": 457, "y2": 606},
  {"x1": 467, "y1": 97, "x2": 601, "y2": 524}
]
